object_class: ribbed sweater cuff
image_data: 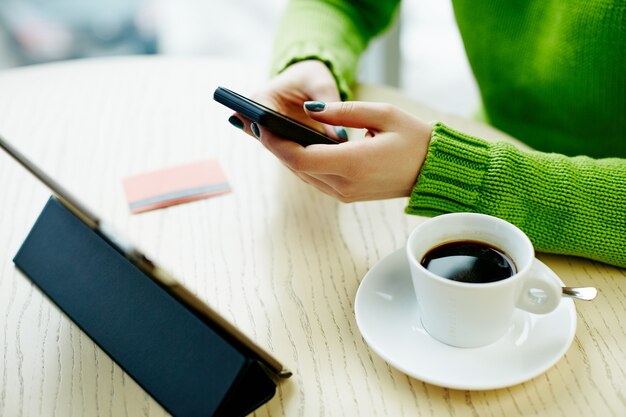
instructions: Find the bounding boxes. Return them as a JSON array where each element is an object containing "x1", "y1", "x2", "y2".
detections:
[
  {"x1": 406, "y1": 122, "x2": 626, "y2": 268},
  {"x1": 406, "y1": 122, "x2": 491, "y2": 216}
]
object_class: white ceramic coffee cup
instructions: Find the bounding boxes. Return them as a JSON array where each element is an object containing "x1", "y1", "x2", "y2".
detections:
[{"x1": 406, "y1": 213, "x2": 562, "y2": 348}]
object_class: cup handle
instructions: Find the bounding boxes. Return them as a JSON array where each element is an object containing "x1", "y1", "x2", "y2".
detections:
[{"x1": 516, "y1": 259, "x2": 562, "y2": 314}]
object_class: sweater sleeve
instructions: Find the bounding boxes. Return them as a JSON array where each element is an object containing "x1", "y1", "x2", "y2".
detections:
[
  {"x1": 407, "y1": 123, "x2": 626, "y2": 268},
  {"x1": 270, "y1": 0, "x2": 401, "y2": 99}
]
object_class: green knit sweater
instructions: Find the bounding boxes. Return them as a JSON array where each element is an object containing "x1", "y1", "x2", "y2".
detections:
[{"x1": 271, "y1": 0, "x2": 626, "y2": 267}]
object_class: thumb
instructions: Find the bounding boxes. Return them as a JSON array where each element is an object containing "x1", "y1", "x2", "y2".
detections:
[{"x1": 304, "y1": 101, "x2": 397, "y2": 131}]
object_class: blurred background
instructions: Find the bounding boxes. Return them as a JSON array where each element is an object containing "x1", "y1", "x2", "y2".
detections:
[{"x1": 0, "y1": 0, "x2": 479, "y2": 117}]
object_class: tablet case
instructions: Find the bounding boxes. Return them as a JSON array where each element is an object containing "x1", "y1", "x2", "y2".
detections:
[{"x1": 13, "y1": 197, "x2": 278, "y2": 417}]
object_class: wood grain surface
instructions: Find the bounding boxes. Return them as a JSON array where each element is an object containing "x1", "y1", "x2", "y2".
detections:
[{"x1": 0, "y1": 56, "x2": 623, "y2": 417}]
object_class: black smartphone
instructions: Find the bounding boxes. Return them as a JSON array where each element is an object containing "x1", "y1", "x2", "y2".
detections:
[{"x1": 213, "y1": 86, "x2": 340, "y2": 146}]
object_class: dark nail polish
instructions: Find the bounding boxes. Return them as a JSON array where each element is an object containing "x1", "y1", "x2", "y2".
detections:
[
  {"x1": 304, "y1": 101, "x2": 326, "y2": 112},
  {"x1": 228, "y1": 115, "x2": 244, "y2": 129},
  {"x1": 251, "y1": 122, "x2": 261, "y2": 139},
  {"x1": 335, "y1": 126, "x2": 348, "y2": 141}
]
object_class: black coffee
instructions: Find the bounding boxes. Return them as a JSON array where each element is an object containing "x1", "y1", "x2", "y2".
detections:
[{"x1": 420, "y1": 240, "x2": 516, "y2": 283}]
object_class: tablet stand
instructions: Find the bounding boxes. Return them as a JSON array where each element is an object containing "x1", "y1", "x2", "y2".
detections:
[{"x1": 14, "y1": 197, "x2": 279, "y2": 417}]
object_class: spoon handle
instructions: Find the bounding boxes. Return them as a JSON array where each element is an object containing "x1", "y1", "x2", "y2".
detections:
[{"x1": 562, "y1": 287, "x2": 597, "y2": 301}]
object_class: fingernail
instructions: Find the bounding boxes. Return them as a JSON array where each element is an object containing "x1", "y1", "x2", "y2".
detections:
[
  {"x1": 304, "y1": 101, "x2": 326, "y2": 112},
  {"x1": 251, "y1": 122, "x2": 261, "y2": 139},
  {"x1": 335, "y1": 126, "x2": 348, "y2": 141},
  {"x1": 228, "y1": 115, "x2": 244, "y2": 129}
]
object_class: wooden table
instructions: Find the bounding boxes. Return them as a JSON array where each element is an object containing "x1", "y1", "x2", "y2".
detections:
[{"x1": 0, "y1": 57, "x2": 623, "y2": 417}]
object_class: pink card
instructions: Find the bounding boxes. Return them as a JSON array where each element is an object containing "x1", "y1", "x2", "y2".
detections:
[{"x1": 123, "y1": 160, "x2": 231, "y2": 213}]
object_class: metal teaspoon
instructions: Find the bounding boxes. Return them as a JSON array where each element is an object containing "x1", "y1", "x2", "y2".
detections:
[{"x1": 562, "y1": 286, "x2": 598, "y2": 301}]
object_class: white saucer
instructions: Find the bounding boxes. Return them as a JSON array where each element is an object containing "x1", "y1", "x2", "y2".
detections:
[{"x1": 355, "y1": 249, "x2": 577, "y2": 390}]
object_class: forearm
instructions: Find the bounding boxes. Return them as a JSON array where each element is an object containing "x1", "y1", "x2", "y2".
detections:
[
  {"x1": 407, "y1": 123, "x2": 626, "y2": 268},
  {"x1": 271, "y1": 0, "x2": 401, "y2": 99}
]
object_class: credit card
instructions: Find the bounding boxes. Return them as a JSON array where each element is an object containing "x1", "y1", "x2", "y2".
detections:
[{"x1": 123, "y1": 160, "x2": 231, "y2": 213}]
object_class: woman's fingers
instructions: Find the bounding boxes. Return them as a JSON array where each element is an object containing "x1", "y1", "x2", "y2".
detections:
[
  {"x1": 230, "y1": 100, "x2": 401, "y2": 142},
  {"x1": 299, "y1": 84, "x2": 347, "y2": 140},
  {"x1": 304, "y1": 101, "x2": 402, "y2": 132},
  {"x1": 256, "y1": 125, "x2": 355, "y2": 175}
]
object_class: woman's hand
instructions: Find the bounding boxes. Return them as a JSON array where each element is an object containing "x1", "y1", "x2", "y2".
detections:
[
  {"x1": 253, "y1": 100, "x2": 432, "y2": 202},
  {"x1": 231, "y1": 59, "x2": 347, "y2": 140}
]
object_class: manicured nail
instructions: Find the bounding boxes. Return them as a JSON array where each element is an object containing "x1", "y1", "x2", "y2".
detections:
[
  {"x1": 228, "y1": 115, "x2": 244, "y2": 129},
  {"x1": 335, "y1": 126, "x2": 348, "y2": 141},
  {"x1": 251, "y1": 122, "x2": 261, "y2": 139},
  {"x1": 304, "y1": 101, "x2": 326, "y2": 112}
]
